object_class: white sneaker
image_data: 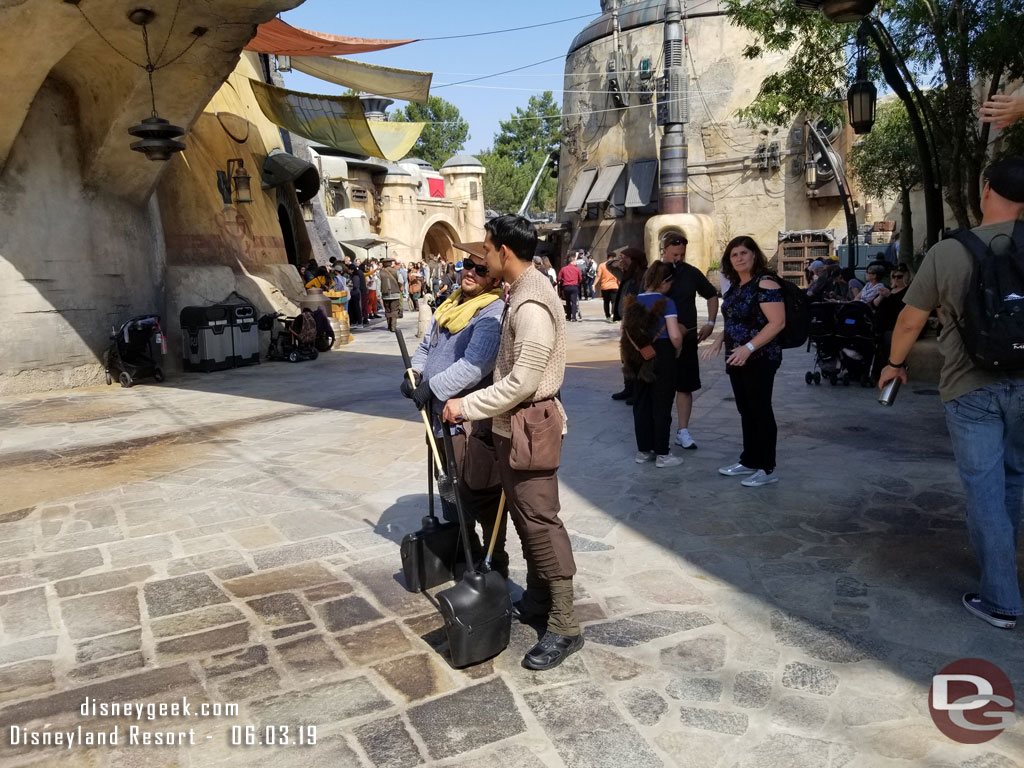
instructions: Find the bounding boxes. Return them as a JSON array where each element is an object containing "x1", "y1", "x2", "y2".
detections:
[
  {"x1": 675, "y1": 429, "x2": 697, "y2": 449},
  {"x1": 635, "y1": 451, "x2": 656, "y2": 463},
  {"x1": 656, "y1": 454, "x2": 683, "y2": 468},
  {"x1": 741, "y1": 470, "x2": 779, "y2": 487},
  {"x1": 718, "y1": 463, "x2": 756, "y2": 476}
]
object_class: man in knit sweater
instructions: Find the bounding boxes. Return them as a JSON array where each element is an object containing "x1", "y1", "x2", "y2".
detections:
[
  {"x1": 403, "y1": 245, "x2": 505, "y2": 568},
  {"x1": 443, "y1": 215, "x2": 582, "y2": 671}
]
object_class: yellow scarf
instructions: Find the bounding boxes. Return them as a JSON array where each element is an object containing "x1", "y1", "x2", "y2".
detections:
[{"x1": 434, "y1": 288, "x2": 503, "y2": 333}]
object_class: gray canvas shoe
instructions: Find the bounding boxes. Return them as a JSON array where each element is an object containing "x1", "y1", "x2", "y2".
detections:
[
  {"x1": 718, "y1": 463, "x2": 755, "y2": 476},
  {"x1": 741, "y1": 470, "x2": 779, "y2": 487}
]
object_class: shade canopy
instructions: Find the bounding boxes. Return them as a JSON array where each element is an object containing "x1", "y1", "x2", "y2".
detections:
[
  {"x1": 293, "y1": 56, "x2": 432, "y2": 104},
  {"x1": 249, "y1": 80, "x2": 425, "y2": 162},
  {"x1": 244, "y1": 18, "x2": 416, "y2": 57}
]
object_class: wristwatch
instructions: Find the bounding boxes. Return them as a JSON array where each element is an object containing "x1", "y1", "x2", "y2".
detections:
[{"x1": 745, "y1": 342, "x2": 756, "y2": 353}]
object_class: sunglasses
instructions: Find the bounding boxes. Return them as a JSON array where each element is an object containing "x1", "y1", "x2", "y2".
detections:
[{"x1": 463, "y1": 260, "x2": 490, "y2": 277}]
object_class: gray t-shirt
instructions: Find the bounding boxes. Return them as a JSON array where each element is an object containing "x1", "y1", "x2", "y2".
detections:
[{"x1": 904, "y1": 220, "x2": 1024, "y2": 402}]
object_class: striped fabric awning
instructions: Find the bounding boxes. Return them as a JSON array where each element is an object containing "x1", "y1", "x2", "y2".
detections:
[
  {"x1": 244, "y1": 18, "x2": 416, "y2": 57},
  {"x1": 292, "y1": 56, "x2": 432, "y2": 104},
  {"x1": 249, "y1": 79, "x2": 424, "y2": 162}
]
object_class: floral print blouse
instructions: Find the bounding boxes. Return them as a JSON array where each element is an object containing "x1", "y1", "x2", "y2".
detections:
[{"x1": 722, "y1": 275, "x2": 783, "y2": 364}]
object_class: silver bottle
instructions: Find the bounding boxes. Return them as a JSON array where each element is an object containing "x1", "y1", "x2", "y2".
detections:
[{"x1": 878, "y1": 376, "x2": 901, "y2": 407}]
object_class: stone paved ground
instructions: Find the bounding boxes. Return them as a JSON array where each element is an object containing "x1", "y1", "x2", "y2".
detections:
[{"x1": 0, "y1": 299, "x2": 1022, "y2": 768}]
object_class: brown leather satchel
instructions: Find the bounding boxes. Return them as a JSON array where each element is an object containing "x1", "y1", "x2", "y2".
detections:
[
  {"x1": 624, "y1": 321, "x2": 666, "y2": 361},
  {"x1": 509, "y1": 399, "x2": 562, "y2": 471}
]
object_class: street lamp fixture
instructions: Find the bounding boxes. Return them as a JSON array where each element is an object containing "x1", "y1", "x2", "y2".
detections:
[
  {"x1": 820, "y1": 0, "x2": 878, "y2": 23},
  {"x1": 847, "y1": 40, "x2": 876, "y2": 134},
  {"x1": 216, "y1": 159, "x2": 253, "y2": 205}
]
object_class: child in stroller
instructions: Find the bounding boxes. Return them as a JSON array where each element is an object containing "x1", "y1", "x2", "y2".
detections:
[
  {"x1": 261, "y1": 308, "x2": 321, "y2": 363},
  {"x1": 103, "y1": 315, "x2": 165, "y2": 387}
]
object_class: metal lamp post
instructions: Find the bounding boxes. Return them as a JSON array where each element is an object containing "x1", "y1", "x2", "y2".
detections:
[
  {"x1": 806, "y1": 120, "x2": 859, "y2": 269},
  {"x1": 795, "y1": 2, "x2": 944, "y2": 246}
]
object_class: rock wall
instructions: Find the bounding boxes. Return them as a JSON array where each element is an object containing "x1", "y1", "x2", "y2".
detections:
[{"x1": 0, "y1": 81, "x2": 164, "y2": 394}]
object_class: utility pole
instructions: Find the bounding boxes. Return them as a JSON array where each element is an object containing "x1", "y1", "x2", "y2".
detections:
[{"x1": 659, "y1": 0, "x2": 688, "y2": 214}]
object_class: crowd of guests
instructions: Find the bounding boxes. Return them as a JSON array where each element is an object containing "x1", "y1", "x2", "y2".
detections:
[{"x1": 804, "y1": 254, "x2": 917, "y2": 383}]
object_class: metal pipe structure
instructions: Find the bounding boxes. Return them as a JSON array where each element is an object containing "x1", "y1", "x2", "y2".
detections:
[
  {"x1": 517, "y1": 152, "x2": 555, "y2": 218},
  {"x1": 806, "y1": 119, "x2": 858, "y2": 270},
  {"x1": 659, "y1": 0, "x2": 688, "y2": 213}
]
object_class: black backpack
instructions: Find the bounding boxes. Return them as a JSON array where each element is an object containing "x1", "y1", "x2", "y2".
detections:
[
  {"x1": 761, "y1": 272, "x2": 810, "y2": 349},
  {"x1": 950, "y1": 221, "x2": 1024, "y2": 371}
]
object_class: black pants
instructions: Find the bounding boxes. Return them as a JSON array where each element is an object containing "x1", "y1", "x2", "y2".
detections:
[
  {"x1": 727, "y1": 358, "x2": 780, "y2": 472},
  {"x1": 581, "y1": 278, "x2": 592, "y2": 300},
  {"x1": 563, "y1": 286, "x2": 579, "y2": 320},
  {"x1": 602, "y1": 289, "x2": 618, "y2": 319},
  {"x1": 633, "y1": 340, "x2": 677, "y2": 455},
  {"x1": 348, "y1": 293, "x2": 363, "y2": 325}
]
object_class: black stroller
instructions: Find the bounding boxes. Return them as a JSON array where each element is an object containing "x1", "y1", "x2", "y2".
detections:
[
  {"x1": 805, "y1": 301, "x2": 841, "y2": 385},
  {"x1": 261, "y1": 308, "x2": 320, "y2": 363},
  {"x1": 103, "y1": 315, "x2": 165, "y2": 387},
  {"x1": 835, "y1": 301, "x2": 877, "y2": 386}
]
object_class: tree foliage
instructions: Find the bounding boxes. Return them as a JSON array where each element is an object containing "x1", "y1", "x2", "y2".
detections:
[
  {"x1": 848, "y1": 100, "x2": 920, "y2": 200},
  {"x1": 390, "y1": 96, "x2": 469, "y2": 169},
  {"x1": 723, "y1": 0, "x2": 1024, "y2": 229},
  {"x1": 481, "y1": 91, "x2": 562, "y2": 214}
]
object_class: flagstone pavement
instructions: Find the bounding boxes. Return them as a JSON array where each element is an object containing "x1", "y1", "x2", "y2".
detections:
[{"x1": 0, "y1": 298, "x2": 1021, "y2": 768}]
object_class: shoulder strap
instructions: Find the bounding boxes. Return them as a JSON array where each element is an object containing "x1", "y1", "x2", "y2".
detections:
[{"x1": 949, "y1": 228, "x2": 991, "y2": 262}]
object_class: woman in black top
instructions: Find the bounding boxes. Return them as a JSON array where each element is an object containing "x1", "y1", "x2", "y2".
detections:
[
  {"x1": 870, "y1": 264, "x2": 911, "y2": 382},
  {"x1": 704, "y1": 236, "x2": 786, "y2": 487},
  {"x1": 609, "y1": 245, "x2": 650, "y2": 403}
]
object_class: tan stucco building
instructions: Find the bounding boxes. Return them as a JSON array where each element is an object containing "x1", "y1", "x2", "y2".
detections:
[{"x1": 555, "y1": 0, "x2": 876, "y2": 272}]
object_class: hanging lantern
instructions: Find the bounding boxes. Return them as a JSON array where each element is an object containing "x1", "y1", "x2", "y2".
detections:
[
  {"x1": 847, "y1": 79, "x2": 877, "y2": 133},
  {"x1": 125, "y1": 8, "x2": 186, "y2": 161},
  {"x1": 129, "y1": 116, "x2": 185, "y2": 161}
]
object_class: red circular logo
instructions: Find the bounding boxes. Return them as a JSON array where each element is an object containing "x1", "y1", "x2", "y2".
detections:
[{"x1": 929, "y1": 658, "x2": 1015, "y2": 744}]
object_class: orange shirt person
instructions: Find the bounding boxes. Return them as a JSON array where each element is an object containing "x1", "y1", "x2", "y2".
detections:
[{"x1": 595, "y1": 259, "x2": 621, "y2": 323}]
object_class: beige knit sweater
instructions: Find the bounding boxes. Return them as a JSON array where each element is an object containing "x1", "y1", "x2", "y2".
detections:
[{"x1": 460, "y1": 266, "x2": 567, "y2": 437}]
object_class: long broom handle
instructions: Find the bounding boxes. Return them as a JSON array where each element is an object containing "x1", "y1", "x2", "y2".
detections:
[
  {"x1": 408, "y1": 368, "x2": 446, "y2": 474},
  {"x1": 484, "y1": 492, "x2": 506, "y2": 568}
]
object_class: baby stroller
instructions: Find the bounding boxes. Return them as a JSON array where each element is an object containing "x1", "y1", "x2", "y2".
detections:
[
  {"x1": 835, "y1": 301, "x2": 877, "y2": 386},
  {"x1": 103, "y1": 315, "x2": 166, "y2": 387},
  {"x1": 261, "y1": 309, "x2": 319, "y2": 363},
  {"x1": 805, "y1": 302, "x2": 841, "y2": 385}
]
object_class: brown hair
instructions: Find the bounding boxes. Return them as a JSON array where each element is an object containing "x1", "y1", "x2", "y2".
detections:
[
  {"x1": 721, "y1": 235, "x2": 769, "y2": 284},
  {"x1": 643, "y1": 261, "x2": 675, "y2": 292}
]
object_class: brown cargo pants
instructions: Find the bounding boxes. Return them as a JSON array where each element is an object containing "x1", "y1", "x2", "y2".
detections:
[{"x1": 492, "y1": 434, "x2": 579, "y2": 636}]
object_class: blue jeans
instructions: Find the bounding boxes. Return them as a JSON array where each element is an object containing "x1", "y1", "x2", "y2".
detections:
[{"x1": 944, "y1": 382, "x2": 1024, "y2": 616}]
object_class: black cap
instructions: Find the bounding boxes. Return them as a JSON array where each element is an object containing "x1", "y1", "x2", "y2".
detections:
[{"x1": 985, "y1": 156, "x2": 1024, "y2": 203}]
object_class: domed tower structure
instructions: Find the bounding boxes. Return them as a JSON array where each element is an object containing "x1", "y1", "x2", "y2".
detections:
[
  {"x1": 557, "y1": 0, "x2": 853, "y2": 270},
  {"x1": 440, "y1": 155, "x2": 486, "y2": 243}
]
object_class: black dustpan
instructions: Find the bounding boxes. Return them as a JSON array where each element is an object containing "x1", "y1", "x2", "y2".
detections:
[
  {"x1": 437, "y1": 425, "x2": 512, "y2": 668},
  {"x1": 400, "y1": 444, "x2": 462, "y2": 592}
]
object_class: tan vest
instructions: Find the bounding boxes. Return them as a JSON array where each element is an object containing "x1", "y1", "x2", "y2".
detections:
[{"x1": 491, "y1": 266, "x2": 567, "y2": 435}]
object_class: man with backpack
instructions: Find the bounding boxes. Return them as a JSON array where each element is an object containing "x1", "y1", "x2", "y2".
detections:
[{"x1": 880, "y1": 156, "x2": 1024, "y2": 630}]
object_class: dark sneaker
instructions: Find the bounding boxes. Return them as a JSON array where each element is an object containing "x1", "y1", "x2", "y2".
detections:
[
  {"x1": 962, "y1": 593, "x2": 1016, "y2": 629},
  {"x1": 522, "y1": 631, "x2": 584, "y2": 670},
  {"x1": 611, "y1": 390, "x2": 630, "y2": 400},
  {"x1": 511, "y1": 599, "x2": 548, "y2": 624}
]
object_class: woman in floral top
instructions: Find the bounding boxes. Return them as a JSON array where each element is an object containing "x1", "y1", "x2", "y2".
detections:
[{"x1": 704, "y1": 236, "x2": 786, "y2": 487}]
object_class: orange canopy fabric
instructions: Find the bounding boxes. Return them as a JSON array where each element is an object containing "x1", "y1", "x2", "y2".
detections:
[{"x1": 244, "y1": 18, "x2": 417, "y2": 57}]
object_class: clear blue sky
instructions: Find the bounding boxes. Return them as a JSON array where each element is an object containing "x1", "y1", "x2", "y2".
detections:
[{"x1": 280, "y1": 0, "x2": 600, "y2": 154}]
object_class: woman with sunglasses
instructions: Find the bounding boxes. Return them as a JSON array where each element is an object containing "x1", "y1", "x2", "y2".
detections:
[{"x1": 871, "y1": 264, "x2": 913, "y2": 382}]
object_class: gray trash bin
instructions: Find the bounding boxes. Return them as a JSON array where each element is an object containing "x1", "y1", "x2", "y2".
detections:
[{"x1": 180, "y1": 306, "x2": 232, "y2": 372}]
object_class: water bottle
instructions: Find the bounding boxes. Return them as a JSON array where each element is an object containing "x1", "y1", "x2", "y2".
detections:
[{"x1": 878, "y1": 376, "x2": 901, "y2": 407}]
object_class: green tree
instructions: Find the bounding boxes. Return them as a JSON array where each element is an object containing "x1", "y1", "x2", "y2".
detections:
[
  {"x1": 390, "y1": 96, "x2": 470, "y2": 169},
  {"x1": 848, "y1": 101, "x2": 920, "y2": 264},
  {"x1": 723, "y1": 0, "x2": 1024, "y2": 230},
  {"x1": 488, "y1": 92, "x2": 562, "y2": 213}
]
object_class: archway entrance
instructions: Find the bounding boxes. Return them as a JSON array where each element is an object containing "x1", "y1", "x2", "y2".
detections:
[
  {"x1": 278, "y1": 204, "x2": 298, "y2": 267},
  {"x1": 422, "y1": 222, "x2": 456, "y2": 263}
]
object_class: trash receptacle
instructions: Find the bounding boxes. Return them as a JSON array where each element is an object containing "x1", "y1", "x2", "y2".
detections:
[
  {"x1": 224, "y1": 302, "x2": 260, "y2": 367},
  {"x1": 180, "y1": 306, "x2": 232, "y2": 372}
]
